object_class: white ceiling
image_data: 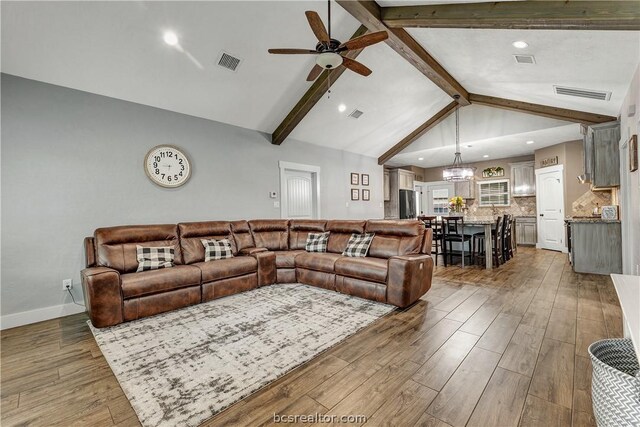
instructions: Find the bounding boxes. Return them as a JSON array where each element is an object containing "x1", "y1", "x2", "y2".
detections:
[
  {"x1": 387, "y1": 104, "x2": 582, "y2": 167},
  {"x1": 2, "y1": 1, "x2": 639, "y2": 166}
]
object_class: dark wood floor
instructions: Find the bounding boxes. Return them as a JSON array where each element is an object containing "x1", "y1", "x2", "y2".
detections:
[{"x1": 1, "y1": 247, "x2": 623, "y2": 426}]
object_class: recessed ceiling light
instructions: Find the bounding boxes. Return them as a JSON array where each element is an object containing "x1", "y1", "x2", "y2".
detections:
[
  {"x1": 338, "y1": 104, "x2": 346, "y2": 113},
  {"x1": 526, "y1": 140, "x2": 535, "y2": 145},
  {"x1": 418, "y1": 157, "x2": 424, "y2": 161},
  {"x1": 163, "y1": 31, "x2": 179, "y2": 46},
  {"x1": 512, "y1": 40, "x2": 528, "y2": 49},
  {"x1": 483, "y1": 154, "x2": 489, "y2": 158}
]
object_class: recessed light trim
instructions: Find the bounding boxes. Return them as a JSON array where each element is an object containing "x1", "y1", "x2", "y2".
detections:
[
  {"x1": 418, "y1": 157, "x2": 424, "y2": 161},
  {"x1": 526, "y1": 140, "x2": 535, "y2": 145},
  {"x1": 512, "y1": 40, "x2": 528, "y2": 49},
  {"x1": 338, "y1": 104, "x2": 346, "y2": 113},
  {"x1": 483, "y1": 154, "x2": 489, "y2": 158},
  {"x1": 163, "y1": 31, "x2": 179, "y2": 46}
]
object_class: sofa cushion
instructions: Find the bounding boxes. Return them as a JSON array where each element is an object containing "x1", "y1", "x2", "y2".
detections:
[
  {"x1": 121, "y1": 265, "x2": 201, "y2": 299},
  {"x1": 289, "y1": 220, "x2": 327, "y2": 250},
  {"x1": 326, "y1": 220, "x2": 366, "y2": 254},
  {"x1": 194, "y1": 256, "x2": 258, "y2": 283},
  {"x1": 231, "y1": 220, "x2": 255, "y2": 252},
  {"x1": 178, "y1": 221, "x2": 235, "y2": 264},
  {"x1": 334, "y1": 257, "x2": 388, "y2": 284},
  {"x1": 342, "y1": 233, "x2": 375, "y2": 258},
  {"x1": 95, "y1": 224, "x2": 183, "y2": 273},
  {"x1": 276, "y1": 250, "x2": 306, "y2": 268},
  {"x1": 365, "y1": 220, "x2": 424, "y2": 258},
  {"x1": 305, "y1": 232, "x2": 329, "y2": 253},
  {"x1": 136, "y1": 245, "x2": 175, "y2": 272},
  {"x1": 295, "y1": 252, "x2": 342, "y2": 274},
  {"x1": 249, "y1": 219, "x2": 289, "y2": 251},
  {"x1": 202, "y1": 239, "x2": 234, "y2": 261}
]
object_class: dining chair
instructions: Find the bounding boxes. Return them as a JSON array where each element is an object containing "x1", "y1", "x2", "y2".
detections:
[{"x1": 441, "y1": 217, "x2": 474, "y2": 267}]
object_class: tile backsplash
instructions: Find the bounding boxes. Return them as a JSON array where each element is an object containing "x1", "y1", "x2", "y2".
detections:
[
  {"x1": 466, "y1": 196, "x2": 537, "y2": 217},
  {"x1": 572, "y1": 190, "x2": 612, "y2": 216}
]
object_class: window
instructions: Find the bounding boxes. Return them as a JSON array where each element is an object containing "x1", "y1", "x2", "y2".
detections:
[
  {"x1": 432, "y1": 188, "x2": 450, "y2": 214},
  {"x1": 478, "y1": 179, "x2": 510, "y2": 206}
]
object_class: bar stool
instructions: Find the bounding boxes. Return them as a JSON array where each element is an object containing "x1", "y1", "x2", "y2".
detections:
[
  {"x1": 475, "y1": 216, "x2": 504, "y2": 268},
  {"x1": 420, "y1": 216, "x2": 443, "y2": 266},
  {"x1": 441, "y1": 217, "x2": 474, "y2": 267}
]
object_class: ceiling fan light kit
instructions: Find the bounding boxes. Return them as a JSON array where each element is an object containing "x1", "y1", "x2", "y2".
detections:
[
  {"x1": 443, "y1": 98, "x2": 476, "y2": 182},
  {"x1": 317, "y1": 52, "x2": 343, "y2": 69}
]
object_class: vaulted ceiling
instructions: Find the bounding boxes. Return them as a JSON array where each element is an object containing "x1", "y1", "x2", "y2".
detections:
[{"x1": 2, "y1": 1, "x2": 639, "y2": 167}]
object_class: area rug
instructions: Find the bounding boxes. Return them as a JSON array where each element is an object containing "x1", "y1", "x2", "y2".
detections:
[{"x1": 89, "y1": 283, "x2": 394, "y2": 427}]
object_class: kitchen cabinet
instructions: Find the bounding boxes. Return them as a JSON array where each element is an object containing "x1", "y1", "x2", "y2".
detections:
[
  {"x1": 383, "y1": 170, "x2": 390, "y2": 201},
  {"x1": 581, "y1": 121, "x2": 620, "y2": 189},
  {"x1": 569, "y1": 221, "x2": 622, "y2": 274},
  {"x1": 454, "y1": 179, "x2": 475, "y2": 199},
  {"x1": 510, "y1": 161, "x2": 536, "y2": 197},
  {"x1": 515, "y1": 217, "x2": 537, "y2": 246},
  {"x1": 398, "y1": 169, "x2": 415, "y2": 190}
]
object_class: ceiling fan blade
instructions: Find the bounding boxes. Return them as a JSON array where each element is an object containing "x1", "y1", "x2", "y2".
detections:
[
  {"x1": 268, "y1": 48, "x2": 318, "y2": 55},
  {"x1": 341, "y1": 57, "x2": 372, "y2": 77},
  {"x1": 338, "y1": 31, "x2": 388, "y2": 51},
  {"x1": 306, "y1": 64, "x2": 324, "y2": 81},
  {"x1": 305, "y1": 11, "x2": 330, "y2": 44}
]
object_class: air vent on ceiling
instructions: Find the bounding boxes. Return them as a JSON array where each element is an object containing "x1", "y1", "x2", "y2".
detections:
[
  {"x1": 513, "y1": 54, "x2": 536, "y2": 64},
  {"x1": 348, "y1": 109, "x2": 364, "y2": 119},
  {"x1": 553, "y1": 85, "x2": 611, "y2": 101},
  {"x1": 217, "y1": 52, "x2": 241, "y2": 72}
]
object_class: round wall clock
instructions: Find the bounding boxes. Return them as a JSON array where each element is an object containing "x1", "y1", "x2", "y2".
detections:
[{"x1": 144, "y1": 145, "x2": 191, "y2": 188}]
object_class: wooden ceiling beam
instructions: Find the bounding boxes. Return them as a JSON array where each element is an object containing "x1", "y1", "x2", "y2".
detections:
[
  {"x1": 468, "y1": 94, "x2": 617, "y2": 124},
  {"x1": 336, "y1": 0, "x2": 469, "y2": 105},
  {"x1": 271, "y1": 25, "x2": 369, "y2": 146},
  {"x1": 381, "y1": 1, "x2": 640, "y2": 31},
  {"x1": 378, "y1": 101, "x2": 460, "y2": 165}
]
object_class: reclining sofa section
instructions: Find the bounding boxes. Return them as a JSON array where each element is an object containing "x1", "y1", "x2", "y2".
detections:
[{"x1": 82, "y1": 219, "x2": 434, "y2": 327}]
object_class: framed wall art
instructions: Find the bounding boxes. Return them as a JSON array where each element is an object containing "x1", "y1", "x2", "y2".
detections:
[
  {"x1": 361, "y1": 174, "x2": 369, "y2": 186},
  {"x1": 350, "y1": 173, "x2": 359, "y2": 185},
  {"x1": 351, "y1": 189, "x2": 360, "y2": 201},
  {"x1": 362, "y1": 189, "x2": 370, "y2": 201}
]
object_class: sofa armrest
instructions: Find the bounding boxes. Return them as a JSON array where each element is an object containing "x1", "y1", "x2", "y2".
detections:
[
  {"x1": 386, "y1": 254, "x2": 434, "y2": 308},
  {"x1": 81, "y1": 267, "x2": 123, "y2": 328},
  {"x1": 251, "y1": 251, "x2": 276, "y2": 286},
  {"x1": 239, "y1": 247, "x2": 268, "y2": 256}
]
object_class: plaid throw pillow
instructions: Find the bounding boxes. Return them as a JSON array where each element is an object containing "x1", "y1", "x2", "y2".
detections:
[
  {"x1": 201, "y1": 238, "x2": 234, "y2": 261},
  {"x1": 342, "y1": 233, "x2": 375, "y2": 257},
  {"x1": 305, "y1": 232, "x2": 330, "y2": 253},
  {"x1": 136, "y1": 245, "x2": 175, "y2": 272}
]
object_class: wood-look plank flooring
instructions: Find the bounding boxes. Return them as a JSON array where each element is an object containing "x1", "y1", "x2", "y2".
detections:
[{"x1": 1, "y1": 248, "x2": 622, "y2": 426}]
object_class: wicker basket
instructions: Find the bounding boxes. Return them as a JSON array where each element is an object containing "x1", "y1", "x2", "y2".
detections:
[{"x1": 588, "y1": 339, "x2": 640, "y2": 427}]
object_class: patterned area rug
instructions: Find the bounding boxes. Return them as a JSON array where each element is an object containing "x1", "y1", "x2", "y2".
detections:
[{"x1": 90, "y1": 283, "x2": 394, "y2": 427}]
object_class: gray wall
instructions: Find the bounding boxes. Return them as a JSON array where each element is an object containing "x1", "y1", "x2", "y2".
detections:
[{"x1": 1, "y1": 74, "x2": 384, "y2": 316}]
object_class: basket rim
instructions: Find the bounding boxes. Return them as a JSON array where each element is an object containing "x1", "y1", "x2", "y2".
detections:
[{"x1": 588, "y1": 339, "x2": 640, "y2": 382}]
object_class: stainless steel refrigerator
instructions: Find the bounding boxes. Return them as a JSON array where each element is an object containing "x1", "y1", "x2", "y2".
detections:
[{"x1": 399, "y1": 189, "x2": 416, "y2": 219}]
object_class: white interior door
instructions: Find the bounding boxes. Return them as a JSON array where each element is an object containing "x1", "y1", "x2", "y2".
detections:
[
  {"x1": 536, "y1": 166, "x2": 565, "y2": 251},
  {"x1": 279, "y1": 161, "x2": 320, "y2": 219}
]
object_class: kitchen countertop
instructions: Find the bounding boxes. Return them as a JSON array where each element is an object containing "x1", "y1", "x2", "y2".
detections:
[{"x1": 565, "y1": 217, "x2": 621, "y2": 223}]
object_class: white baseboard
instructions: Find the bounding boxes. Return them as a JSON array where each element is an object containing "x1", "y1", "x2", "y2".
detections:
[{"x1": 1, "y1": 303, "x2": 86, "y2": 330}]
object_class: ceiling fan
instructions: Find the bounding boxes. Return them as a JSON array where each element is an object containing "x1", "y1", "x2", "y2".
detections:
[{"x1": 268, "y1": 1, "x2": 388, "y2": 81}]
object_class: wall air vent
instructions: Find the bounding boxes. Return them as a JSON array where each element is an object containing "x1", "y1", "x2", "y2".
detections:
[
  {"x1": 217, "y1": 52, "x2": 241, "y2": 72},
  {"x1": 513, "y1": 54, "x2": 536, "y2": 64},
  {"x1": 348, "y1": 109, "x2": 364, "y2": 119},
  {"x1": 553, "y1": 85, "x2": 611, "y2": 101}
]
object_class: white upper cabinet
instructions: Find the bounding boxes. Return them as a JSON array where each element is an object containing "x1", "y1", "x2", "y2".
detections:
[{"x1": 510, "y1": 161, "x2": 536, "y2": 197}]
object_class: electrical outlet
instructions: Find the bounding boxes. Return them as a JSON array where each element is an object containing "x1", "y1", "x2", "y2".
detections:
[{"x1": 63, "y1": 279, "x2": 72, "y2": 291}]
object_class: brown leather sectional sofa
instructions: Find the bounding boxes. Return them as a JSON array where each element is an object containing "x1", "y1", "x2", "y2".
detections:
[{"x1": 82, "y1": 219, "x2": 434, "y2": 328}]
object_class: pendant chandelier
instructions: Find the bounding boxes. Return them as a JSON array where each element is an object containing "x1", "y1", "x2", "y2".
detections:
[{"x1": 443, "y1": 99, "x2": 475, "y2": 181}]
